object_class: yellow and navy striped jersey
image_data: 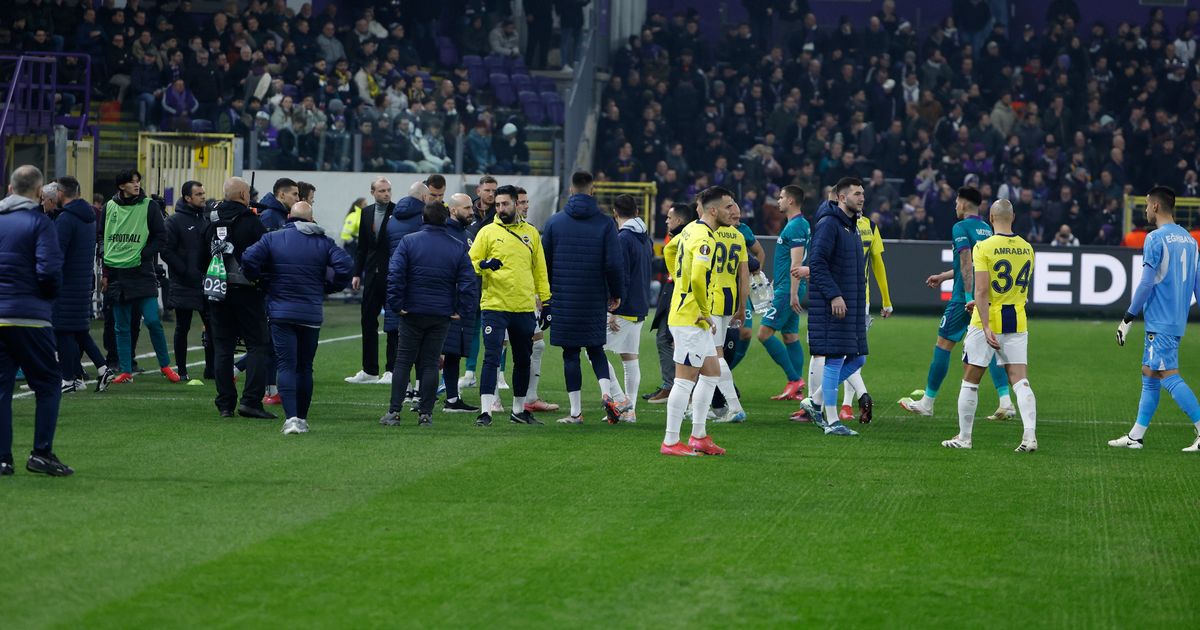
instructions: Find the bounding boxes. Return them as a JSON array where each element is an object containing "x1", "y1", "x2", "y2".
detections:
[
  {"x1": 710, "y1": 225, "x2": 746, "y2": 317},
  {"x1": 667, "y1": 221, "x2": 717, "y2": 328},
  {"x1": 971, "y1": 233, "x2": 1034, "y2": 334},
  {"x1": 856, "y1": 216, "x2": 892, "y2": 308}
]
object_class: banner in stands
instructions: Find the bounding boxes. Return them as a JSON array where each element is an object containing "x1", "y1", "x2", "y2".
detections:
[
  {"x1": 757, "y1": 238, "x2": 1151, "y2": 318},
  {"x1": 250, "y1": 171, "x2": 561, "y2": 230}
]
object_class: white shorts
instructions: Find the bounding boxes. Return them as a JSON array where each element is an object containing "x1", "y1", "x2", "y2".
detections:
[
  {"x1": 711, "y1": 315, "x2": 731, "y2": 347},
  {"x1": 671, "y1": 325, "x2": 717, "y2": 367},
  {"x1": 605, "y1": 317, "x2": 643, "y2": 354},
  {"x1": 963, "y1": 326, "x2": 1028, "y2": 367}
]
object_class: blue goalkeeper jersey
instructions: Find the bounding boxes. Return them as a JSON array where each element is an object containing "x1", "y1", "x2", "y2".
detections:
[
  {"x1": 1140, "y1": 224, "x2": 1200, "y2": 338},
  {"x1": 951, "y1": 215, "x2": 992, "y2": 302},
  {"x1": 774, "y1": 214, "x2": 810, "y2": 293}
]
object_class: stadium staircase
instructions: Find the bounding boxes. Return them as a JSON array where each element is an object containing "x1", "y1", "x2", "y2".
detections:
[
  {"x1": 91, "y1": 100, "x2": 139, "y2": 186},
  {"x1": 0, "y1": 52, "x2": 95, "y2": 189}
]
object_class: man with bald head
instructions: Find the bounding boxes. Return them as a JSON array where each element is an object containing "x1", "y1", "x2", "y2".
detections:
[
  {"x1": 243, "y1": 200, "x2": 354, "y2": 434},
  {"x1": 377, "y1": 181, "x2": 433, "y2": 391},
  {"x1": 347, "y1": 177, "x2": 398, "y2": 384},
  {"x1": 0, "y1": 165, "x2": 71, "y2": 475},
  {"x1": 201, "y1": 176, "x2": 275, "y2": 419},
  {"x1": 438, "y1": 193, "x2": 483, "y2": 413}
]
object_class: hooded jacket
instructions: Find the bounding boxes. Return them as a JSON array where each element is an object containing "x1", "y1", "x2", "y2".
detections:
[
  {"x1": 256, "y1": 191, "x2": 290, "y2": 231},
  {"x1": 242, "y1": 220, "x2": 353, "y2": 326},
  {"x1": 52, "y1": 198, "x2": 97, "y2": 330},
  {"x1": 197, "y1": 199, "x2": 267, "y2": 287},
  {"x1": 381, "y1": 195, "x2": 427, "y2": 332},
  {"x1": 613, "y1": 216, "x2": 654, "y2": 320},
  {"x1": 162, "y1": 198, "x2": 209, "y2": 311},
  {"x1": 441, "y1": 217, "x2": 478, "y2": 355},
  {"x1": 540, "y1": 193, "x2": 624, "y2": 347},
  {"x1": 806, "y1": 199, "x2": 867, "y2": 356},
  {"x1": 0, "y1": 194, "x2": 62, "y2": 324},
  {"x1": 387, "y1": 223, "x2": 477, "y2": 319},
  {"x1": 102, "y1": 192, "x2": 166, "y2": 302}
]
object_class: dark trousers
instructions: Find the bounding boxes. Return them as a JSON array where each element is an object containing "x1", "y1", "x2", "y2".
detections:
[
  {"x1": 104, "y1": 297, "x2": 141, "y2": 368},
  {"x1": 480, "y1": 310, "x2": 535, "y2": 397},
  {"x1": 390, "y1": 314, "x2": 451, "y2": 415},
  {"x1": 360, "y1": 280, "x2": 398, "y2": 375},
  {"x1": 174, "y1": 307, "x2": 214, "y2": 378},
  {"x1": 0, "y1": 327, "x2": 61, "y2": 457},
  {"x1": 562, "y1": 345, "x2": 610, "y2": 392},
  {"x1": 465, "y1": 311, "x2": 482, "y2": 371},
  {"x1": 210, "y1": 288, "x2": 271, "y2": 411},
  {"x1": 55, "y1": 329, "x2": 106, "y2": 381},
  {"x1": 655, "y1": 323, "x2": 674, "y2": 388},
  {"x1": 271, "y1": 322, "x2": 320, "y2": 420},
  {"x1": 442, "y1": 353, "x2": 463, "y2": 401},
  {"x1": 525, "y1": 20, "x2": 552, "y2": 68}
]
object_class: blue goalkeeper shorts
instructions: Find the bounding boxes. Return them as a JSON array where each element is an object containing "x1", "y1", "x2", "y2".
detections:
[
  {"x1": 1143, "y1": 331, "x2": 1180, "y2": 371},
  {"x1": 937, "y1": 301, "x2": 971, "y2": 343}
]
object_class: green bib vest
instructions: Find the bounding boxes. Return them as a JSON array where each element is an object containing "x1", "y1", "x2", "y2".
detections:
[{"x1": 103, "y1": 197, "x2": 151, "y2": 268}]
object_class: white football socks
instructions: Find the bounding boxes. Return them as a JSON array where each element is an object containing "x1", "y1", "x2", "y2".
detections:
[
  {"x1": 664, "y1": 378, "x2": 695, "y2": 444},
  {"x1": 717, "y1": 358, "x2": 743, "y2": 413},
  {"x1": 481, "y1": 393, "x2": 496, "y2": 414},
  {"x1": 1013, "y1": 378, "x2": 1037, "y2": 439},
  {"x1": 958, "y1": 381, "x2": 979, "y2": 442},
  {"x1": 1129, "y1": 422, "x2": 1148, "y2": 440},
  {"x1": 623, "y1": 359, "x2": 640, "y2": 410},
  {"x1": 598, "y1": 377, "x2": 613, "y2": 402},
  {"x1": 512, "y1": 396, "x2": 525, "y2": 412},
  {"x1": 527, "y1": 339, "x2": 544, "y2": 400},
  {"x1": 691, "y1": 374, "x2": 719, "y2": 438},
  {"x1": 605, "y1": 361, "x2": 625, "y2": 400},
  {"x1": 843, "y1": 370, "x2": 867, "y2": 406},
  {"x1": 809, "y1": 355, "x2": 826, "y2": 406},
  {"x1": 568, "y1": 390, "x2": 582, "y2": 417}
]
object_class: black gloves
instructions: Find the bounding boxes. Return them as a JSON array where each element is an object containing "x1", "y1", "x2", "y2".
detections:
[
  {"x1": 748, "y1": 255, "x2": 761, "y2": 273},
  {"x1": 539, "y1": 303, "x2": 552, "y2": 330},
  {"x1": 479, "y1": 258, "x2": 503, "y2": 271}
]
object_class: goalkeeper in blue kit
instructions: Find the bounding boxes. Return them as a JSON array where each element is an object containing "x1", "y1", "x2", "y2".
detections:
[{"x1": 1110, "y1": 186, "x2": 1200, "y2": 452}]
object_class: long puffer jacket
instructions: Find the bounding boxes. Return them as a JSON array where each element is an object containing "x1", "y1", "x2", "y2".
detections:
[
  {"x1": 806, "y1": 200, "x2": 867, "y2": 357},
  {"x1": 382, "y1": 195, "x2": 427, "y2": 333},
  {"x1": 241, "y1": 220, "x2": 354, "y2": 326},
  {"x1": 540, "y1": 193, "x2": 624, "y2": 347},
  {"x1": 52, "y1": 198, "x2": 97, "y2": 330},
  {"x1": 161, "y1": 198, "x2": 208, "y2": 311}
]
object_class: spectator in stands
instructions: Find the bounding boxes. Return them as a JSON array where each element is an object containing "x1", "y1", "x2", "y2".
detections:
[
  {"x1": 903, "y1": 203, "x2": 936, "y2": 240},
  {"x1": 490, "y1": 19, "x2": 521, "y2": 58},
  {"x1": 494, "y1": 123, "x2": 531, "y2": 176},
  {"x1": 467, "y1": 121, "x2": 497, "y2": 174},
  {"x1": 161, "y1": 78, "x2": 199, "y2": 131},
  {"x1": 186, "y1": 49, "x2": 223, "y2": 124},
  {"x1": 316, "y1": 22, "x2": 345, "y2": 66},
  {"x1": 131, "y1": 52, "x2": 163, "y2": 128},
  {"x1": 106, "y1": 32, "x2": 134, "y2": 102}
]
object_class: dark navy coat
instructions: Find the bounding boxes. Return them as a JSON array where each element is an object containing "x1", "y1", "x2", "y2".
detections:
[
  {"x1": 241, "y1": 221, "x2": 354, "y2": 327},
  {"x1": 612, "y1": 217, "x2": 654, "y2": 320},
  {"x1": 257, "y1": 192, "x2": 289, "y2": 231},
  {"x1": 0, "y1": 194, "x2": 63, "y2": 322},
  {"x1": 442, "y1": 217, "x2": 478, "y2": 355},
  {"x1": 161, "y1": 198, "x2": 208, "y2": 311},
  {"x1": 52, "y1": 198, "x2": 97, "y2": 330},
  {"x1": 807, "y1": 200, "x2": 867, "y2": 356},
  {"x1": 387, "y1": 223, "x2": 477, "y2": 320},
  {"x1": 541, "y1": 194, "x2": 624, "y2": 347},
  {"x1": 382, "y1": 195, "x2": 427, "y2": 333}
]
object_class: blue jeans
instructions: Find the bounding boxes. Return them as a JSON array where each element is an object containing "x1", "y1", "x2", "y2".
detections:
[
  {"x1": 271, "y1": 323, "x2": 320, "y2": 420},
  {"x1": 136, "y1": 92, "x2": 156, "y2": 126},
  {"x1": 114, "y1": 297, "x2": 170, "y2": 374},
  {"x1": 561, "y1": 27, "x2": 579, "y2": 67}
]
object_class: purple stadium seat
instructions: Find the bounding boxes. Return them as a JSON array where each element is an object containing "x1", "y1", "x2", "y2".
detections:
[
  {"x1": 418, "y1": 71, "x2": 433, "y2": 87},
  {"x1": 484, "y1": 55, "x2": 507, "y2": 76},
  {"x1": 511, "y1": 73, "x2": 532, "y2": 94},
  {"x1": 492, "y1": 73, "x2": 515, "y2": 106},
  {"x1": 463, "y1": 55, "x2": 486, "y2": 87},
  {"x1": 436, "y1": 37, "x2": 458, "y2": 67},
  {"x1": 540, "y1": 91, "x2": 564, "y2": 125},
  {"x1": 507, "y1": 56, "x2": 527, "y2": 76},
  {"x1": 533, "y1": 75, "x2": 556, "y2": 94},
  {"x1": 518, "y1": 90, "x2": 545, "y2": 124},
  {"x1": 281, "y1": 84, "x2": 299, "y2": 99}
]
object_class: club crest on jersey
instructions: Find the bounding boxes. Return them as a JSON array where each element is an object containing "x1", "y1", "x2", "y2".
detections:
[
  {"x1": 484, "y1": 326, "x2": 493, "y2": 335},
  {"x1": 522, "y1": 235, "x2": 531, "y2": 244}
]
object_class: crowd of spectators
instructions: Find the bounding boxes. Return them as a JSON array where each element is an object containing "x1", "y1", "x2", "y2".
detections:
[
  {"x1": 597, "y1": 0, "x2": 1200, "y2": 244},
  {"x1": 1, "y1": 0, "x2": 580, "y2": 175}
]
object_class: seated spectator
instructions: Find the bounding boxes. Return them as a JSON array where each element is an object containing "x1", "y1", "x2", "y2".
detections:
[
  {"x1": 161, "y1": 78, "x2": 199, "y2": 131},
  {"x1": 1051, "y1": 224, "x2": 1080, "y2": 248},
  {"x1": 466, "y1": 121, "x2": 497, "y2": 173},
  {"x1": 131, "y1": 52, "x2": 163, "y2": 128},
  {"x1": 903, "y1": 204, "x2": 937, "y2": 240},
  {"x1": 489, "y1": 19, "x2": 521, "y2": 57},
  {"x1": 494, "y1": 123, "x2": 531, "y2": 176}
]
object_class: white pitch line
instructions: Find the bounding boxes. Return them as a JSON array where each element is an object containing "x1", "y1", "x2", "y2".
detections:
[{"x1": 13, "y1": 334, "x2": 363, "y2": 400}]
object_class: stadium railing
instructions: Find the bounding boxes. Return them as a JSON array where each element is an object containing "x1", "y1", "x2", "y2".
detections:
[
  {"x1": 1124, "y1": 194, "x2": 1200, "y2": 233},
  {"x1": 593, "y1": 181, "x2": 658, "y2": 236},
  {"x1": 138, "y1": 132, "x2": 236, "y2": 205}
]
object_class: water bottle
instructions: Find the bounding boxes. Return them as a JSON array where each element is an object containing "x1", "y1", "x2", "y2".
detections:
[{"x1": 750, "y1": 271, "x2": 773, "y2": 313}]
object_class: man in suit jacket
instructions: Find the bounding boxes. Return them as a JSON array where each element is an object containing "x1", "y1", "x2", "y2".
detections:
[{"x1": 345, "y1": 177, "x2": 396, "y2": 384}]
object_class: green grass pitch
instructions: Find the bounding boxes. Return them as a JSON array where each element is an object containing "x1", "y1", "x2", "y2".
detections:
[{"x1": 4, "y1": 304, "x2": 1200, "y2": 627}]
